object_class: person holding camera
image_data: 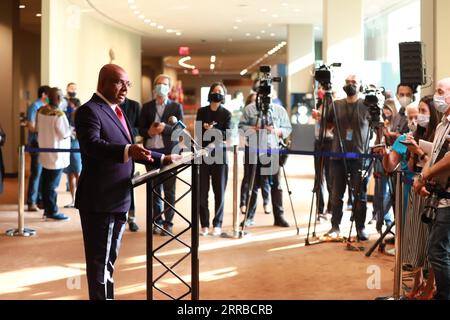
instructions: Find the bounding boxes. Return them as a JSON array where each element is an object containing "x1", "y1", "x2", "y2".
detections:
[
  {"x1": 313, "y1": 75, "x2": 371, "y2": 240},
  {"x1": 414, "y1": 78, "x2": 450, "y2": 300},
  {"x1": 239, "y1": 90, "x2": 292, "y2": 228},
  {"x1": 196, "y1": 82, "x2": 232, "y2": 237}
]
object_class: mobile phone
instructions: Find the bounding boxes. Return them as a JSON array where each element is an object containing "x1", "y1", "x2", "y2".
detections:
[{"x1": 399, "y1": 140, "x2": 414, "y2": 146}]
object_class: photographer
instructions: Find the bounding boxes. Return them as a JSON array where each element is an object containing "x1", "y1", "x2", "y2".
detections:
[
  {"x1": 414, "y1": 78, "x2": 450, "y2": 300},
  {"x1": 315, "y1": 74, "x2": 371, "y2": 240},
  {"x1": 238, "y1": 88, "x2": 292, "y2": 228}
]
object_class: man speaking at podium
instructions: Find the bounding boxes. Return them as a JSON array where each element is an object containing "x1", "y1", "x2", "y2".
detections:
[{"x1": 75, "y1": 64, "x2": 172, "y2": 300}]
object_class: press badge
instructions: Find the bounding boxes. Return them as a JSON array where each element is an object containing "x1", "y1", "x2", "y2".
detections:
[{"x1": 346, "y1": 129, "x2": 353, "y2": 141}]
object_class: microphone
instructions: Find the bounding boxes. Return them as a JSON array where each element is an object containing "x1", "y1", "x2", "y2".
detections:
[{"x1": 169, "y1": 116, "x2": 202, "y2": 150}]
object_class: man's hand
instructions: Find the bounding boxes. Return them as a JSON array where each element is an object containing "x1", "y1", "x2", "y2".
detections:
[
  {"x1": 312, "y1": 109, "x2": 321, "y2": 121},
  {"x1": 162, "y1": 154, "x2": 183, "y2": 165},
  {"x1": 148, "y1": 123, "x2": 166, "y2": 136},
  {"x1": 372, "y1": 146, "x2": 388, "y2": 156},
  {"x1": 128, "y1": 144, "x2": 153, "y2": 163}
]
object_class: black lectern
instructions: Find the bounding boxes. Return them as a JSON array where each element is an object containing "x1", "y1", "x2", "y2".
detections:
[{"x1": 132, "y1": 150, "x2": 207, "y2": 300}]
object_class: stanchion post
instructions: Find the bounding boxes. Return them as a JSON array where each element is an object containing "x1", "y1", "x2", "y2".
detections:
[
  {"x1": 233, "y1": 145, "x2": 239, "y2": 236},
  {"x1": 393, "y1": 170, "x2": 404, "y2": 299},
  {"x1": 6, "y1": 145, "x2": 36, "y2": 237},
  {"x1": 191, "y1": 161, "x2": 200, "y2": 300}
]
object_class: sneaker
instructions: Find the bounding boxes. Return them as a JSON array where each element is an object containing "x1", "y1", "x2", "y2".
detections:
[
  {"x1": 264, "y1": 204, "x2": 272, "y2": 215},
  {"x1": 325, "y1": 227, "x2": 340, "y2": 238},
  {"x1": 240, "y1": 206, "x2": 247, "y2": 215},
  {"x1": 201, "y1": 227, "x2": 209, "y2": 236},
  {"x1": 45, "y1": 213, "x2": 70, "y2": 221},
  {"x1": 212, "y1": 227, "x2": 222, "y2": 236},
  {"x1": 240, "y1": 218, "x2": 255, "y2": 227},
  {"x1": 129, "y1": 222, "x2": 139, "y2": 232},
  {"x1": 386, "y1": 248, "x2": 395, "y2": 256},
  {"x1": 27, "y1": 204, "x2": 39, "y2": 212},
  {"x1": 357, "y1": 228, "x2": 369, "y2": 241}
]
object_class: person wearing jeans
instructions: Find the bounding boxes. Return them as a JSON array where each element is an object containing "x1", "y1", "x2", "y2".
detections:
[{"x1": 37, "y1": 87, "x2": 72, "y2": 221}]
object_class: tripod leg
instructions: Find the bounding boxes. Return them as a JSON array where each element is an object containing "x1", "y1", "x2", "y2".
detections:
[
  {"x1": 241, "y1": 161, "x2": 258, "y2": 235},
  {"x1": 366, "y1": 221, "x2": 396, "y2": 257},
  {"x1": 306, "y1": 192, "x2": 316, "y2": 245},
  {"x1": 282, "y1": 165, "x2": 299, "y2": 235}
]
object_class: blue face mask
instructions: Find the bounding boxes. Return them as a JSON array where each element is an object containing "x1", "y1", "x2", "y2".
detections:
[{"x1": 155, "y1": 84, "x2": 170, "y2": 97}]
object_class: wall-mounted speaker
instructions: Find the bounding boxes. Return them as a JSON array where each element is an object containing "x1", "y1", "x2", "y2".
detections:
[{"x1": 399, "y1": 42, "x2": 427, "y2": 87}]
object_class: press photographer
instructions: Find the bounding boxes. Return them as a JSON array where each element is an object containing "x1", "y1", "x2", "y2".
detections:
[
  {"x1": 239, "y1": 66, "x2": 292, "y2": 228},
  {"x1": 313, "y1": 74, "x2": 371, "y2": 241}
]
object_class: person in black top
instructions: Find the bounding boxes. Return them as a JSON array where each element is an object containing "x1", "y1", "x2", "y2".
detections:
[
  {"x1": 196, "y1": 82, "x2": 232, "y2": 237},
  {"x1": 120, "y1": 97, "x2": 142, "y2": 232}
]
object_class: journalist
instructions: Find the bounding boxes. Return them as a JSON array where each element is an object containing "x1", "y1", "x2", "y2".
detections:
[
  {"x1": 414, "y1": 77, "x2": 450, "y2": 300},
  {"x1": 239, "y1": 90, "x2": 292, "y2": 228},
  {"x1": 314, "y1": 75, "x2": 371, "y2": 241}
]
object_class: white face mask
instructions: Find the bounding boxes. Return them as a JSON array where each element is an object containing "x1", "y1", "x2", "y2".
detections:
[
  {"x1": 417, "y1": 114, "x2": 430, "y2": 128},
  {"x1": 155, "y1": 84, "x2": 170, "y2": 97},
  {"x1": 398, "y1": 96, "x2": 412, "y2": 108},
  {"x1": 434, "y1": 94, "x2": 450, "y2": 113}
]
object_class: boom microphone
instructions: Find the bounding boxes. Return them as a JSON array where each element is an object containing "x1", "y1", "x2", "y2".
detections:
[{"x1": 169, "y1": 116, "x2": 202, "y2": 150}]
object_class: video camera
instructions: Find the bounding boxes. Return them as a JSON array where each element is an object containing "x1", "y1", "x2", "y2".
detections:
[
  {"x1": 256, "y1": 66, "x2": 281, "y2": 115},
  {"x1": 362, "y1": 85, "x2": 386, "y2": 127},
  {"x1": 314, "y1": 63, "x2": 342, "y2": 89}
]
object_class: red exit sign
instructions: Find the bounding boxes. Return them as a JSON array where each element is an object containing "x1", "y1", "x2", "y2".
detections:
[{"x1": 179, "y1": 47, "x2": 190, "y2": 56}]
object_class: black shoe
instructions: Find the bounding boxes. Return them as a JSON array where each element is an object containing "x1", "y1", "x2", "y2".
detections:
[
  {"x1": 274, "y1": 217, "x2": 290, "y2": 228},
  {"x1": 385, "y1": 237, "x2": 395, "y2": 245},
  {"x1": 357, "y1": 228, "x2": 369, "y2": 241},
  {"x1": 161, "y1": 223, "x2": 173, "y2": 237},
  {"x1": 129, "y1": 222, "x2": 139, "y2": 232}
]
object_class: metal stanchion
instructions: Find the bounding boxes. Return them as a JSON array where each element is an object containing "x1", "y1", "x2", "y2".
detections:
[
  {"x1": 222, "y1": 145, "x2": 241, "y2": 239},
  {"x1": 393, "y1": 170, "x2": 404, "y2": 300},
  {"x1": 6, "y1": 146, "x2": 36, "y2": 237}
]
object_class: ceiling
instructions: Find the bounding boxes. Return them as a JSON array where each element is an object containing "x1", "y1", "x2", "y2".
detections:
[
  {"x1": 19, "y1": 0, "x2": 42, "y2": 34},
  {"x1": 65, "y1": 0, "x2": 414, "y2": 74}
]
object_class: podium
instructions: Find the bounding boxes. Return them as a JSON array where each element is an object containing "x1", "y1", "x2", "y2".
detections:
[{"x1": 132, "y1": 150, "x2": 207, "y2": 300}]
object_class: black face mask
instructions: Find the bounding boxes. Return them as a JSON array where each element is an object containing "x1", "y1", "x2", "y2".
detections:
[
  {"x1": 343, "y1": 84, "x2": 358, "y2": 97},
  {"x1": 210, "y1": 93, "x2": 224, "y2": 103},
  {"x1": 68, "y1": 92, "x2": 77, "y2": 98}
]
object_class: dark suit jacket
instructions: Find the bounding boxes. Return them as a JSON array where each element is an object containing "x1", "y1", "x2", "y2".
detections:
[
  {"x1": 139, "y1": 99, "x2": 184, "y2": 154},
  {"x1": 75, "y1": 94, "x2": 162, "y2": 213},
  {"x1": 119, "y1": 98, "x2": 141, "y2": 137}
]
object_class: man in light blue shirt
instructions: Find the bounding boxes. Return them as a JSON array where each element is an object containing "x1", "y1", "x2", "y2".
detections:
[
  {"x1": 26, "y1": 85, "x2": 50, "y2": 212},
  {"x1": 239, "y1": 101, "x2": 292, "y2": 228}
]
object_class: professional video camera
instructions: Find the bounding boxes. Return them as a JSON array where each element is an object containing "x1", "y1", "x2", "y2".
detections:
[
  {"x1": 256, "y1": 66, "x2": 282, "y2": 115},
  {"x1": 314, "y1": 63, "x2": 342, "y2": 89},
  {"x1": 362, "y1": 85, "x2": 386, "y2": 127},
  {"x1": 422, "y1": 183, "x2": 447, "y2": 225}
]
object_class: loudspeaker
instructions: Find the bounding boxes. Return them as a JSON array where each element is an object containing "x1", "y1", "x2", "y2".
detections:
[{"x1": 399, "y1": 42, "x2": 427, "y2": 87}]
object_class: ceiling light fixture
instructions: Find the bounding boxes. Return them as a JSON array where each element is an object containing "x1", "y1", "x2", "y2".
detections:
[
  {"x1": 210, "y1": 56, "x2": 216, "y2": 63},
  {"x1": 19, "y1": 5, "x2": 26, "y2": 9},
  {"x1": 240, "y1": 41, "x2": 287, "y2": 76}
]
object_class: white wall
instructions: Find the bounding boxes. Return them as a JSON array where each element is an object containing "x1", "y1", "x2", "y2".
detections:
[
  {"x1": 435, "y1": 0, "x2": 450, "y2": 81},
  {"x1": 41, "y1": 0, "x2": 142, "y2": 104}
]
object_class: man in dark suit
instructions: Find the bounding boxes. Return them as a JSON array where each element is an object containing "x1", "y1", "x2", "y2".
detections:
[
  {"x1": 119, "y1": 97, "x2": 141, "y2": 232},
  {"x1": 75, "y1": 64, "x2": 174, "y2": 300},
  {"x1": 139, "y1": 74, "x2": 184, "y2": 236}
]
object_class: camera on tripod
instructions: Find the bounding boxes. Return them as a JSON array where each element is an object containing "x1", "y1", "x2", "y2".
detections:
[
  {"x1": 422, "y1": 183, "x2": 446, "y2": 225},
  {"x1": 362, "y1": 85, "x2": 385, "y2": 127},
  {"x1": 256, "y1": 66, "x2": 281, "y2": 115},
  {"x1": 314, "y1": 63, "x2": 342, "y2": 88}
]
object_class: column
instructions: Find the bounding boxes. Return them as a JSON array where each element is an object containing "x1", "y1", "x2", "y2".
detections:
[
  {"x1": 421, "y1": 0, "x2": 450, "y2": 95},
  {"x1": 323, "y1": 0, "x2": 364, "y2": 91},
  {"x1": 287, "y1": 24, "x2": 315, "y2": 111},
  {"x1": 0, "y1": 0, "x2": 20, "y2": 173}
]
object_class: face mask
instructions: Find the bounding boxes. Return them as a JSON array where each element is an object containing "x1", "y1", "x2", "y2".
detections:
[
  {"x1": 434, "y1": 94, "x2": 450, "y2": 113},
  {"x1": 68, "y1": 92, "x2": 77, "y2": 98},
  {"x1": 398, "y1": 96, "x2": 412, "y2": 108},
  {"x1": 343, "y1": 84, "x2": 358, "y2": 97},
  {"x1": 210, "y1": 93, "x2": 224, "y2": 103},
  {"x1": 155, "y1": 84, "x2": 170, "y2": 97},
  {"x1": 408, "y1": 120, "x2": 418, "y2": 133},
  {"x1": 417, "y1": 114, "x2": 430, "y2": 128}
]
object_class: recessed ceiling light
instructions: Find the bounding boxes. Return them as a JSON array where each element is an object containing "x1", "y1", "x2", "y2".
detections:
[
  {"x1": 176, "y1": 32, "x2": 182, "y2": 36},
  {"x1": 36, "y1": 13, "x2": 42, "y2": 17},
  {"x1": 245, "y1": 33, "x2": 251, "y2": 37},
  {"x1": 282, "y1": 2, "x2": 288, "y2": 6},
  {"x1": 128, "y1": 0, "x2": 135, "y2": 3},
  {"x1": 294, "y1": 8, "x2": 301, "y2": 12},
  {"x1": 150, "y1": 22, "x2": 157, "y2": 26},
  {"x1": 19, "y1": 5, "x2": 26, "y2": 9},
  {"x1": 138, "y1": 15, "x2": 145, "y2": 19},
  {"x1": 235, "y1": 19, "x2": 242, "y2": 23},
  {"x1": 210, "y1": 64, "x2": 215, "y2": 70},
  {"x1": 233, "y1": 26, "x2": 239, "y2": 30},
  {"x1": 210, "y1": 56, "x2": 217, "y2": 63},
  {"x1": 144, "y1": 19, "x2": 151, "y2": 24},
  {"x1": 272, "y1": 14, "x2": 279, "y2": 18},
  {"x1": 270, "y1": 33, "x2": 276, "y2": 37},
  {"x1": 129, "y1": 5, "x2": 136, "y2": 9},
  {"x1": 260, "y1": 8, "x2": 267, "y2": 12},
  {"x1": 256, "y1": 36, "x2": 261, "y2": 40},
  {"x1": 261, "y1": 30, "x2": 266, "y2": 34},
  {"x1": 157, "y1": 25, "x2": 164, "y2": 29},
  {"x1": 134, "y1": 10, "x2": 140, "y2": 14}
]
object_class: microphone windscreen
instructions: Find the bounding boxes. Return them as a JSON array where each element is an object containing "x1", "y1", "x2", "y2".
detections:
[{"x1": 168, "y1": 116, "x2": 178, "y2": 125}]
